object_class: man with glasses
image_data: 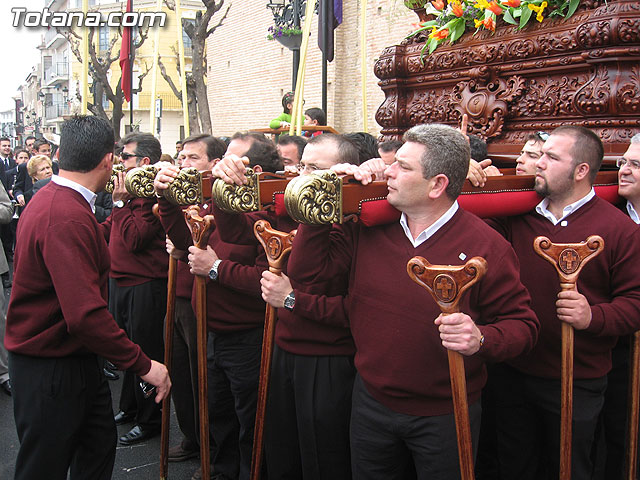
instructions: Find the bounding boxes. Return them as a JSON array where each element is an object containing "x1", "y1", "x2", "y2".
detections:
[
  {"x1": 487, "y1": 126, "x2": 640, "y2": 480},
  {"x1": 105, "y1": 132, "x2": 169, "y2": 446},
  {"x1": 209, "y1": 133, "x2": 360, "y2": 479},
  {"x1": 593, "y1": 133, "x2": 640, "y2": 479}
]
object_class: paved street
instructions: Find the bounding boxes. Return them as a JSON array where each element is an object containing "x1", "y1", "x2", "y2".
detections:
[{"x1": 0, "y1": 286, "x2": 201, "y2": 480}]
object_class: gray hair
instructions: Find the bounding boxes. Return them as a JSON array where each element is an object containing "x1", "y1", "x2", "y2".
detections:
[
  {"x1": 403, "y1": 124, "x2": 470, "y2": 200},
  {"x1": 631, "y1": 133, "x2": 640, "y2": 144}
]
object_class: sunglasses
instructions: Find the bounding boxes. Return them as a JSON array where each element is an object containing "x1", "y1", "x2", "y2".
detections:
[
  {"x1": 120, "y1": 152, "x2": 140, "y2": 160},
  {"x1": 536, "y1": 131, "x2": 550, "y2": 141}
]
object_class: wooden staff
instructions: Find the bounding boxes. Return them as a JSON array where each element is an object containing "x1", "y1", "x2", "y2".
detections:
[
  {"x1": 533, "y1": 235, "x2": 604, "y2": 480},
  {"x1": 154, "y1": 202, "x2": 178, "y2": 480},
  {"x1": 185, "y1": 207, "x2": 215, "y2": 480},
  {"x1": 407, "y1": 256, "x2": 488, "y2": 480},
  {"x1": 625, "y1": 331, "x2": 640, "y2": 480},
  {"x1": 250, "y1": 220, "x2": 296, "y2": 480}
]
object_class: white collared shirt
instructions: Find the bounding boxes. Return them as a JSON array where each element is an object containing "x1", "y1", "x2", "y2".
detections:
[
  {"x1": 52, "y1": 175, "x2": 98, "y2": 213},
  {"x1": 400, "y1": 201, "x2": 459, "y2": 248},
  {"x1": 535, "y1": 188, "x2": 595, "y2": 226},
  {"x1": 627, "y1": 201, "x2": 640, "y2": 225}
]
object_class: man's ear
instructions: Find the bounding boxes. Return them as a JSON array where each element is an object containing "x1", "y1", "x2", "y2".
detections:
[
  {"x1": 139, "y1": 156, "x2": 151, "y2": 166},
  {"x1": 574, "y1": 162, "x2": 590, "y2": 182},
  {"x1": 101, "y1": 152, "x2": 114, "y2": 170},
  {"x1": 253, "y1": 164, "x2": 263, "y2": 173},
  {"x1": 427, "y1": 174, "x2": 450, "y2": 200}
]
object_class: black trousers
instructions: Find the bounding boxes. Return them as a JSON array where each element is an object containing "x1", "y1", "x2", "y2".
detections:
[
  {"x1": 207, "y1": 327, "x2": 263, "y2": 480},
  {"x1": 350, "y1": 374, "x2": 481, "y2": 480},
  {"x1": 493, "y1": 363, "x2": 606, "y2": 480},
  {"x1": 170, "y1": 297, "x2": 200, "y2": 450},
  {"x1": 109, "y1": 277, "x2": 167, "y2": 428},
  {"x1": 264, "y1": 345, "x2": 356, "y2": 480},
  {"x1": 9, "y1": 352, "x2": 116, "y2": 480}
]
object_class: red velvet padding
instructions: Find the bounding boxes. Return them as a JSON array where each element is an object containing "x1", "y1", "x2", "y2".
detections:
[
  {"x1": 274, "y1": 192, "x2": 287, "y2": 217},
  {"x1": 275, "y1": 184, "x2": 622, "y2": 225}
]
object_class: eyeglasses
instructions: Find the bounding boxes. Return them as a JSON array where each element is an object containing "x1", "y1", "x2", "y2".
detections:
[
  {"x1": 536, "y1": 131, "x2": 550, "y2": 141},
  {"x1": 120, "y1": 152, "x2": 140, "y2": 160},
  {"x1": 616, "y1": 157, "x2": 640, "y2": 170}
]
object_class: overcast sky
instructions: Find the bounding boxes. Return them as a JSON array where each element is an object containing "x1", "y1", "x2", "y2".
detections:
[{"x1": 0, "y1": 1, "x2": 46, "y2": 112}]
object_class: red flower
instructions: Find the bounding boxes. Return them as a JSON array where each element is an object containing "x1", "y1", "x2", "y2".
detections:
[
  {"x1": 433, "y1": 28, "x2": 449, "y2": 39},
  {"x1": 504, "y1": 0, "x2": 521, "y2": 7},
  {"x1": 483, "y1": 17, "x2": 496, "y2": 30},
  {"x1": 487, "y1": 2, "x2": 503, "y2": 15},
  {"x1": 431, "y1": 0, "x2": 445, "y2": 10},
  {"x1": 451, "y1": 2, "x2": 464, "y2": 16}
]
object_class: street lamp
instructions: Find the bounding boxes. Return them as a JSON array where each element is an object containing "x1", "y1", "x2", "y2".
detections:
[{"x1": 266, "y1": 0, "x2": 307, "y2": 90}]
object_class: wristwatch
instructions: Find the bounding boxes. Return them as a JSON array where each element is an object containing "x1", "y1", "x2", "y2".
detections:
[
  {"x1": 113, "y1": 200, "x2": 125, "y2": 208},
  {"x1": 208, "y1": 259, "x2": 222, "y2": 281},
  {"x1": 283, "y1": 291, "x2": 295, "y2": 311}
]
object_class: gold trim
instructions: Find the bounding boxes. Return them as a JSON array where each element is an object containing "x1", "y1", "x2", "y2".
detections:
[
  {"x1": 284, "y1": 171, "x2": 343, "y2": 225},
  {"x1": 163, "y1": 167, "x2": 203, "y2": 205},
  {"x1": 124, "y1": 165, "x2": 158, "y2": 198},
  {"x1": 211, "y1": 168, "x2": 261, "y2": 213},
  {"x1": 104, "y1": 164, "x2": 126, "y2": 194}
]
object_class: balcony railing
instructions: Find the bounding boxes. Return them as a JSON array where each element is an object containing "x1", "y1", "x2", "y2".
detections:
[
  {"x1": 44, "y1": 63, "x2": 69, "y2": 83},
  {"x1": 45, "y1": 103, "x2": 70, "y2": 120},
  {"x1": 137, "y1": 92, "x2": 183, "y2": 110}
]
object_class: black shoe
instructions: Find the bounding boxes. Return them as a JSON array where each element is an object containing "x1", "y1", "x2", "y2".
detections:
[
  {"x1": 168, "y1": 442, "x2": 199, "y2": 462},
  {"x1": 103, "y1": 368, "x2": 119, "y2": 381},
  {"x1": 114, "y1": 411, "x2": 135, "y2": 425},
  {"x1": 0, "y1": 379, "x2": 11, "y2": 396},
  {"x1": 105, "y1": 361, "x2": 117, "y2": 371},
  {"x1": 119, "y1": 424, "x2": 160, "y2": 446}
]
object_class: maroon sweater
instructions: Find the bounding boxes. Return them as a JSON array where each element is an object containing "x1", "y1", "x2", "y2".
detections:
[
  {"x1": 212, "y1": 205, "x2": 355, "y2": 356},
  {"x1": 289, "y1": 208, "x2": 539, "y2": 416},
  {"x1": 489, "y1": 196, "x2": 640, "y2": 379},
  {"x1": 101, "y1": 197, "x2": 168, "y2": 286},
  {"x1": 5, "y1": 182, "x2": 151, "y2": 375},
  {"x1": 158, "y1": 198, "x2": 266, "y2": 332}
]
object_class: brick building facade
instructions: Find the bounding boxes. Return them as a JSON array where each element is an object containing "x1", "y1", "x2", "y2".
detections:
[{"x1": 206, "y1": 1, "x2": 416, "y2": 137}]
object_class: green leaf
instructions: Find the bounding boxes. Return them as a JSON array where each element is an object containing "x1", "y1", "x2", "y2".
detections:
[
  {"x1": 450, "y1": 18, "x2": 466, "y2": 42},
  {"x1": 428, "y1": 38, "x2": 439, "y2": 54},
  {"x1": 519, "y1": 6, "x2": 532, "y2": 28},
  {"x1": 503, "y1": 8, "x2": 517, "y2": 25},
  {"x1": 566, "y1": 0, "x2": 579, "y2": 17}
]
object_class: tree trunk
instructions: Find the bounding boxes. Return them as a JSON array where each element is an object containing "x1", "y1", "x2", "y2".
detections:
[{"x1": 191, "y1": 42, "x2": 211, "y2": 134}]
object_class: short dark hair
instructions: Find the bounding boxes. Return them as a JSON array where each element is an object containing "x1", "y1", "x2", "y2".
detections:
[
  {"x1": 343, "y1": 132, "x2": 379, "y2": 164},
  {"x1": 404, "y1": 124, "x2": 470, "y2": 200},
  {"x1": 0, "y1": 137, "x2": 10, "y2": 144},
  {"x1": 25, "y1": 135, "x2": 36, "y2": 143},
  {"x1": 305, "y1": 107, "x2": 326, "y2": 126},
  {"x1": 182, "y1": 134, "x2": 226, "y2": 163},
  {"x1": 277, "y1": 135, "x2": 307, "y2": 161},
  {"x1": 468, "y1": 135, "x2": 488, "y2": 162},
  {"x1": 121, "y1": 132, "x2": 162, "y2": 164},
  {"x1": 33, "y1": 139, "x2": 50, "y2": 152},
  {"x1": 245, "y1": 140, "x2": 282, "y2": 173},
  {"x1": 307, "y1": 133, "x2": 359, "y2": 165},
  {"x1": 378, "y1": 140, "x2": 403, "y2": 154},
  {"x1": 176, "y1": 140, "x2": 183, "y2": 145},
  {"x1": 59, "y1": 115, "x2": 115, "y2": 172},
  {"x1": 551, "y1": 126, "x2": 603, "y2": 184},
  {"x1": 527, "y1": 132, "x2": 546, "y2": 144}
]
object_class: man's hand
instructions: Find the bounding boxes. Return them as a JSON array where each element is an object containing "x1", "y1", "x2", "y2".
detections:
[
  {"x1": 458, "y1": 113, "x2": 469, "y2": 141},
  {"x1": 434, "y1": 313, "x2": 483, "y2": 356},
  {"x1": 556, "y1": 290, "x2": 592, "y2": 330},
  {"x1": 483, "y1": 164, "x2": 502, "y2": 177},
  {"x1": 112, "y1": 171, "x2": 133, "y2": 204},
  {"x1": 358, "y1": 158, "x2": 388, "y2": 182},
  {"x1": 261, "y1": 271, "x2": 293, "y2": 308},
  {"x1": 154, "y1": 165, "x2": 180, "y2": 195},
  {"x1": 16, "y1": 194, "x2": 25, "y2": 207},
  {"x1": 166, "y1": 237, "x2": 186, "y2": 260},
  {"x1": 467, "y1": 159, "x2": 493, "y2": 187},
  {"x1": 187, "y1": 245, "x2": 219, "y2": 277},
  {"x1": 211, "y1": 155, "x2": 250, "y2": 185},
  {"x1": 140, "y1": 360, "x2": 171, "y2": 403}
]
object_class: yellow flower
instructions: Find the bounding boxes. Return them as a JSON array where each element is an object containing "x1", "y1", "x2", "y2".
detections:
[
  {"x1": 474, "y1": 0, "x2": 491, "y2": 9},
  {"x1": 474, "y1": 18, "x2": 484, "y2": 28},
  {"x1": 528, "y1": 1, "x2": 548, "y2": 22}
]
